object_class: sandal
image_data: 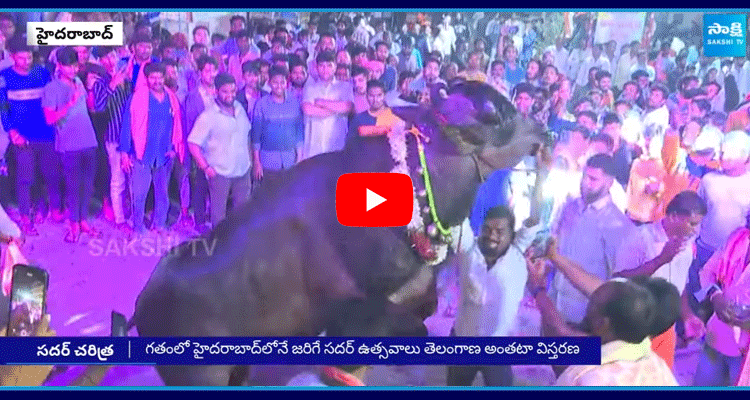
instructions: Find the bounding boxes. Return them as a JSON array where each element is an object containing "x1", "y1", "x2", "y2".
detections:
[
  {"x1": 64, "y1": 228, "x2": 80, "y2": 243},
  {"x1": 80, "y1": 223, "x2": 103, "y2": 239},
  {"x1": 21, "y1": 220, "x2": 39, "y2": 237}
]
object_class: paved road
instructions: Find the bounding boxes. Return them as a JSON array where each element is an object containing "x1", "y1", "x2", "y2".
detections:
[{"x1": 11, "y1": 217, "x2": 700, "y2": 387}]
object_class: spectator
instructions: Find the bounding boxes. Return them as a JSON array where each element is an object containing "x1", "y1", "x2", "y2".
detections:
[
  {"x1": 529, "y1": 261, "x2": 679, "y2": 385},
  {"x1": 42, "y1": 47, "x2": 100, "y2": 243},
  {"x1": 308, "y1": 32, "x2": 336, "y2": 82},
  {"x1": 0, "y1": 37, "x2": 64, "y2": 236},
  {"x1": 119, "y1": 62, "x2": 184, "y2": 236},
  {"x1": 374, "y1": 41, "x2": 397, "y2": 92},
  {"x1": 351, "y1": 66, "x2": 369, "y2": 114},
  {"x1": 487, "y1": 60, "x2": 510, "y2": 99},
  {"x1": 219, "y1": 15, "x2": 247, "y2": 58},
  {"x1": 182, "y1": 54, "x2": 218, "y2": 234},
  {"x1": 250, "y1": 66, "x2": 303, "y2": 185},
  {"x1": 572, "y1": 66, "x2": 600, "y2": 106},
  {"x1": 188, "y1": 73, "x2": 251, "y2": 227},
  {"x1": 576, "y1": 44, "x2": 611, "y2": 88},
  {"x1": 687, "y1": 131, "x2": 750, "y2": 321},
  {"x1": 524, "y1": 58, "x2": 542, "y2": 87},
  {"x1": 409, "y1": 57, "x2": 445, "y2": 94},
  {"x1": 396, "y1": 36, "x2": 419, "y2": 75},
  {"x1": 192, "y1": 25, "x2": 210, "y2": 47},
  {"x1": 288, "y1": 60, "x2": 307, "y2": 103},
  {"x1": 541, "y1": 64, "x2": 560, "y2": 90},
  {"x1": 614, "y1": 42, "x2": 638, "y2": 90},
  {"x1": 458, "y1": 50, "x2": 487, "y2": 83},
  {"x1": 615, "y1": 191, "x2": 709, "y2": 368},
  {"x1": 227, "y1": 30, "x2": 260, "y2": 89},
  {"x1": 550, "y1": 154, "x2": 635, "y2": 325},
  {"x1": 236, "y1": 61, "x2": 266, "y2": 119},
  {"x1": 696, "y1": 214, "x2": 750, "y2": 386},
  {"x1": 0, "y1": 28, "x2": 11, "y2": 72},
  {"x1": 336, "y1": 63, "x2": 351, "y2": 83},
  {"x1": 630, "y1": 49, "x2": 656, "y2": 82},
  {"x1": 301, "y1": 51, "x2": 353, "y2": 160},
  {"x1": 385, "y1": 70, "x2": 417, "y2": 107}
]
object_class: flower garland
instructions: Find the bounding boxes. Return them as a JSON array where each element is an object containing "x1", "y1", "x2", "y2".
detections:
[{"x1": 386, "y1": 122, "x2": 458, "y2": 266}]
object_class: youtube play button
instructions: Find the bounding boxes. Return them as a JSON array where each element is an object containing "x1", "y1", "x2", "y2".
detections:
[{"x1": 336, "y1": 173, "x2": 413, "y2": 227}]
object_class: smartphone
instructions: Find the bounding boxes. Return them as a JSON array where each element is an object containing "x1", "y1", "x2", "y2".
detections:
[
  {"x1": 7, "y1": 264, "x2": 49, "y2": 337},
  {"x1": 111, "y1": 311, "x2": 127, "y2": 337}
]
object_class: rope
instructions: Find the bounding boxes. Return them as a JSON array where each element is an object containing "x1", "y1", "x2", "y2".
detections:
[{"x1": 414, "y1": 133, "x2": 453, "y2": 242}]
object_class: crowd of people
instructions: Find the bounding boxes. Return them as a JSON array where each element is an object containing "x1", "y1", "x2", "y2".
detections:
[{"x1": 0, "y1": 11, "x2": 749, "y2": 386}]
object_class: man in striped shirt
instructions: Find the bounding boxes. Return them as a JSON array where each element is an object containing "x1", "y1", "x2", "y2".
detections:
[
  {"x1": 0, "y1": 37, "x2": 63, "y2": 236},
  {"x1": 93, "y1": 46, "x2": 134, "y2": 235}
]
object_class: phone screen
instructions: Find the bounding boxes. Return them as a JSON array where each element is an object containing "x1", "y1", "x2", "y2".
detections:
[
  {"x1": 111, "y1": 311, "x2": 127, "y2": 337},
  {"x1": 7, "y1": 265, "x2": 48, "y2": 337}
]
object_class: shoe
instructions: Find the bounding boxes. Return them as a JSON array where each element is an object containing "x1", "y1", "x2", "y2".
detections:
[{"x1": 64, "y1": 226, "x2": 81, "y2": 243}]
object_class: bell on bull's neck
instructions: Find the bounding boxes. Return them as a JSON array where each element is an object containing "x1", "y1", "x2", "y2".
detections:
[
  {"x1": 416, "y1": 166, "x2": 424, "y2": 175},
  {"x1": 427, "y1": 224, "x2": 438, "y2": 238},
  {"x1": 422, "y1": 206, "x2": 430, "y2": 214},
  {"x1": 417, "y1": 189, "x2": 427, "y2": 198}
]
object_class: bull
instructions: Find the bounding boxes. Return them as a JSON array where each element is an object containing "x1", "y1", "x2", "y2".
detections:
[{"x1": 132, "y1": 81, "x2": 546, "y2": 385}]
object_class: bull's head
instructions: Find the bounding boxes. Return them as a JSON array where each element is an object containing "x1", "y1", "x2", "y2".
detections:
[{"x1": 392, "y1": 80, "x2": 547, "y2": 181}]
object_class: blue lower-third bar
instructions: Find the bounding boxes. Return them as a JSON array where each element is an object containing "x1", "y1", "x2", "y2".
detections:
[{"x1": 0, "y1": 337, "x2": 601, "y2": 366}]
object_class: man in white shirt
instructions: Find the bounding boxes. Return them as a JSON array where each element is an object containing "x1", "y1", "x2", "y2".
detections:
[
  {"x1": 187, "y1": 73, "x2": 252, "y2": 227},
  {"x1": 438, "y1": 14, "x2": 457, "y2": 59},
  {"x1": 547, "y1": 37, "x2": 569, "y2": 80},
  {"x1": 615, "y1": 191, "x2": 708, "y2": 342},
  {"x1": 576, "y1": 44, "x2": 611, "y2": 88},
  {"x1": 614, "y1": 42, "x2": 638, "y2": 90},
  {"x1": 301, "y1": 51, "x2": 354, "y2": 160},
  {"x1": 352, "y1": 15, "x2": 374, "y2": 49},
  {"x1": 641, "y1": 85, "x2": 670, "y2": 142},
  {"x1": 630, "y1": 49, "x2": 656, "y2": 82},
  {"x1": 450, "y1": 147, "x2": 547, "y2": 386}
]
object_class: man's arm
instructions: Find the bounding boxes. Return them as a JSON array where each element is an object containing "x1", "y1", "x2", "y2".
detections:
[
  {"x1": 42, "y1": 84, "x2": 77, "y2": 125},
  {"x1": 302, "y1": 101, "x2": 335, "y2": 117},
  {"x1": 548, "y1": 243, "x2": 604, "y2": 298},
  {"x1": 315, "y1": 98, "x2": 353, "y2": 115}
]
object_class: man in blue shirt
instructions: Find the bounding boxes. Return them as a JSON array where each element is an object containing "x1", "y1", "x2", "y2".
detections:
[
  {"x1": 119, "y1": 62, "x2": 180, "y2": 236},
  {"x1": 0, "y1": 37, "x2": 63, "y2": 236},
  {"x1": 251, "y1": 66, "x2": 303, "y2": 185}
]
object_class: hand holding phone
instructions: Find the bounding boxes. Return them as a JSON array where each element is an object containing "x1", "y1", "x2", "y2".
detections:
[{"x1": 7, "y1": 265, "x2": 49, "y2": 337}]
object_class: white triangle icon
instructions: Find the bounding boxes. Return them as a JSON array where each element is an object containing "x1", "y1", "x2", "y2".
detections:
[{"x1": 366, "y1": 188, "x2": 387, "y2": 212}]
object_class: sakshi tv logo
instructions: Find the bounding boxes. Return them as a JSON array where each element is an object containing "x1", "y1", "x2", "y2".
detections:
[{"x1": 703, "y1": 14, "x2": 747, "y2": 57}]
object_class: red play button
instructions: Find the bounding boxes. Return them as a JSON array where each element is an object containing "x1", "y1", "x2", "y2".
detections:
[{"x1": 336, "y1": 173, "x2": 413, "y2": 227}]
